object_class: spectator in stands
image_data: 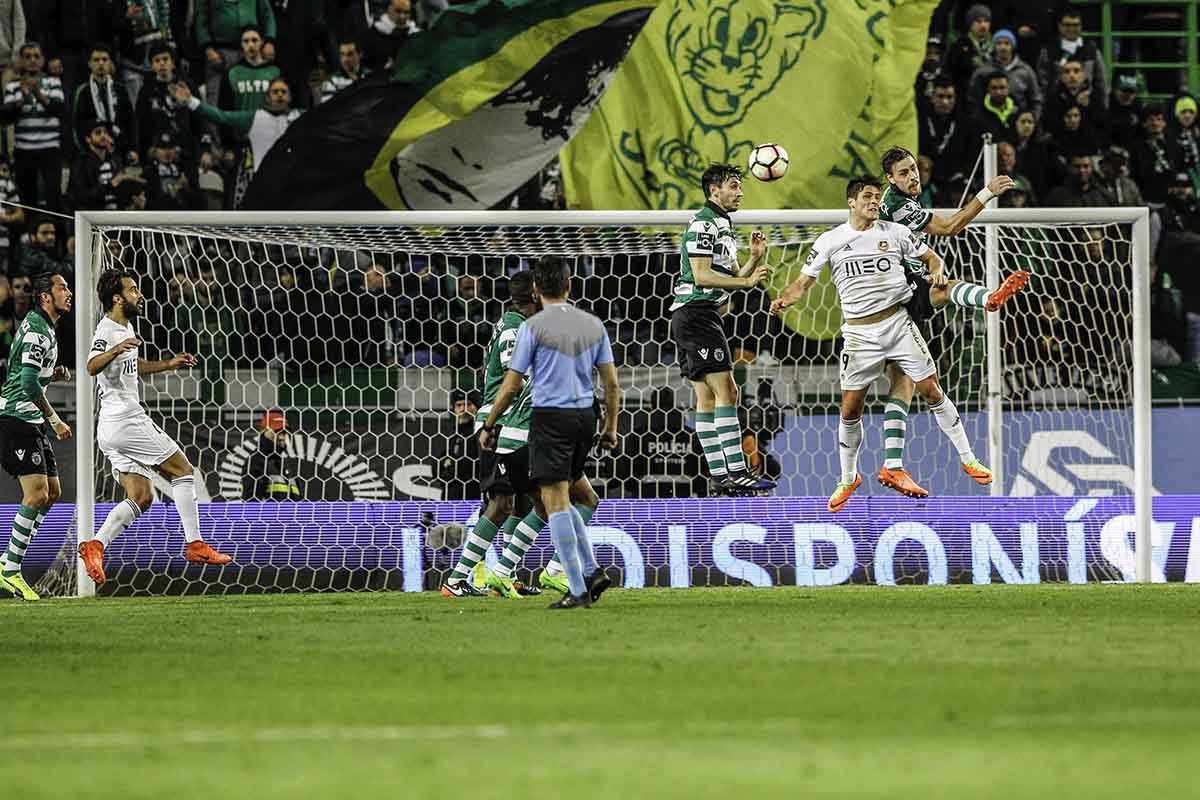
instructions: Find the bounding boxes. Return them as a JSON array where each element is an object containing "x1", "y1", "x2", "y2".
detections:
[
  {"x1": 1106, "y1": 73, "x2": 1143, "y2": 151},
  {"x1": 136, "y1": 42, "x2": 201, "y2": 167},
  {"x1": 972, "y1": 71, "x2": 1018, "y2": 142},
  {"x1": 1159, "y1": 172, "x2": 1200, "y2": 235},
  {"x1": 115, "y1": 173, "x2": 148, "y2": 210},
  {"x1": 996, "y1": 139, "x2": 1036, "y2": 203},
  {"x1": 217, "y1": 25, "x2": 279, "y2": 114},
  {"x1": 968, "y1": 28, "x2": 1041, "y2": 119},
  {"x1": 9, "y1": 272, "x2": 30, "y2": 320},
  {"x1": 172, "y1": 262, "x2": 243, "y2": 360},
  {"x1": 172, "y1": 77, "x2": 300, "y2": 208},
  {"x1": 318, "y1": 37, "x2": 369, "y2": 104},
  {"x1": 0, "y1": 155, "x2": 24, "y2": 276},
  {"x1": 69, "y1": 118, "x2": 137, "y2": 211},
  {"x1": 1171, "y1": 95, "x2": 1200, "y2": 186},
  {"x1": 1050, "y1": 102, "x2": 1102, "y2": 160},
  {"x1": 1132, "y1": 104, "x2": 1184, "y2": 206},
  {"x1": 344, "y1": 262, "x2": 398, "y2": 366},
  {"x1": 114, "y1": 0, "x2": 186, "y2": 107},
  {"x1": 1044, "y1": 151, "x2": 1115, "y2": 207},
  {"x1": 916, "y1": 154, "x2": 937, "y2": 206},
  {"x1": 71, "y1": 43, "x2": 136, "y2": 162},
  {"x1": 1044, "y1": 58, "x2": 1106, "y2": 135},
  {"x1": 145, "y1": 131, "x2": 202, "y2": 210},
  {"x1": 1009, "y1": 108, "x2": 1058, "y2": 201},
  {"x1": 948, "y1": 4, "x2": 992, "y2": 98},
  {"x1": 400, "y1": 259, "x2": 443, "y2": 366},
  {"x1": 1000, "y1": 175, "x2": 1032, "y2": 208},
  {"x1": 16, "y1": 218, "x2": 71, "y2": 279},
  {"x1": 1149, "y1": 261, "x2": 1186, "y2": 367},
  {"x1": 1096, "y1": 146, "x2": 1145, "y2": 208},
  {"x1": 437, "y1": 388, "x2": 480, "y2": 500},
  {"x1": 914, "y1": 35, "x2": 946, "y2": 103},
  {"x1": 268, "y1": 0, "x2": 333, "y2": 108},
  {"x1": 1037, "y1": 8, "x2": 1107, "y2": 111},
  {"x1": 1, "y1": 42, "x2": 65, "y2": 213},
  {"x1": 242, "y1": 410, "x2": 302, "y2": 500},
  {"x1": 342, "y1": 0, "x2": 387, "y2": 61},
  {"x1": 0, "y1": 2, "x2": 25, "y2": 90},
  {"x1": 919, "y1": 77, "x2": 973, "y2": 184},
  {"x1": 363, "y1": 0, "x2": 420, "y2": 72},
  {"x1": 261, "y1": 36, "x2": 277, "y2": 64},
  {"x1": 196, "y1": 0, "x2": 276, "y2": 105},
  {"x1": 37, "y1": 0, "x2": 114, "y2": 96}
]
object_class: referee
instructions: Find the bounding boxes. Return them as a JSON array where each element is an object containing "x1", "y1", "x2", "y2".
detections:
[{"x1": 480, "y1": 256, "x2": 620, "y2": 609}]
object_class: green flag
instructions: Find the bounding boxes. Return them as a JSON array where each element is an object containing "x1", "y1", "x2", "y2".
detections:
[{"x1": 244, "y1": 0, "x2": 657, "y2": 210}]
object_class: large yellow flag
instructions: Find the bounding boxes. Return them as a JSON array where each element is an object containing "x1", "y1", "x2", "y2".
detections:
[{"x1": 561, "y1": 0, "x2": 938, "y2": 210}]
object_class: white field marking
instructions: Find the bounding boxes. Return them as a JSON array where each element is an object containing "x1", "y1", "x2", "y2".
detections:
[{"x1": 6, "y1": 709, "x2": 1200, "y2": 751}]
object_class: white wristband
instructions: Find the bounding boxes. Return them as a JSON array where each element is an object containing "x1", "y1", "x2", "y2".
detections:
[
  {"x1": 47, "y1": 412, "x2": 62, "y2": 427},
  {"x1": 975, "y1": 188, "x2": 995, "y2": 206}
]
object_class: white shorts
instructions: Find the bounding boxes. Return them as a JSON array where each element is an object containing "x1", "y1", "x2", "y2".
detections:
[
  {"x1": 839, "y1": 310, "x2": 936, "y2": 390},
  {"x1": 97, "y1": 416, "x2": 180, "y2": 481}
]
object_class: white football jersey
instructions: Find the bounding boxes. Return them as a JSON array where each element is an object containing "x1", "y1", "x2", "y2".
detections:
[
  {"x1": 801, "y1": 219, "x2": 928, "y2": 319},
  {"x1": 89, "y1": 316, "x2": 146, "y2": 422}
]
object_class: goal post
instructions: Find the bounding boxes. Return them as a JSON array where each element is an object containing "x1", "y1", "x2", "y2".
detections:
[{"x1": 68, "y1": 206, "x2": 1154, "y2": 592}]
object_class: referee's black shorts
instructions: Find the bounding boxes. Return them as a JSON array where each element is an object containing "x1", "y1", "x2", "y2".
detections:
[
  {"x1": 670, "y1": 301, "x2": 732, "y2": 381},
  {"x1": 529, "y1": 407, "x2": 596, "y2": 485}
]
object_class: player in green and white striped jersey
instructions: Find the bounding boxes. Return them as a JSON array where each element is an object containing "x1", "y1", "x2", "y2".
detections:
[
  {"x1": 0, "y1": 274, "x2": 74, "y2": 601},
  {"x1": 874, "y1": 146, "x2": 1029, "y2": 499},
  {"x1": 671, "y1": 163, "x2": 775, "y2": 496},
  {"x1": 440, "y1": 271, "x2": 598, "y2": 599}
]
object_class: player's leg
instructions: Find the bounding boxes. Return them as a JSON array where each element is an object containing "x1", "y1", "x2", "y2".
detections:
[
  {"x1": 829, "y1": 388, "x2": 868, "y2": 513},
  {"x1": 894, "y1": 316, "x2": 992, "y2": 486},
  {"x1": 913, "y1": 374, "x2": 992, "y2": 485},
  {"x1": 932, "y1": 273, "x2": 1030, "y2": 313},
  {"x1": 82, "y1": 471, "x2": 153, "y2": 587},
  {"x1": 691, "y1": 379, "x2": 728, "y2": 487},
  {"x1": 877, "y1": 363, "x2": 928, "y2": 498},
  {"x1": 444, "y1": 489, "x2": 512, "y2": 597},
  {"x1": 0, "y1": 473, "x2": 50, "y2": 600},
  {"x1": 705, "y1": 370, "x2": 776, "y2": 494},
  {"x1": 157, "y1": 449, "x2": 233, "y2": 564}
]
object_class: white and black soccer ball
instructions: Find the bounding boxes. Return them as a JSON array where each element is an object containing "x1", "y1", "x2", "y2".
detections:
[{"x1": 748, "y1": 143, "x2": 789, "y2": 182}]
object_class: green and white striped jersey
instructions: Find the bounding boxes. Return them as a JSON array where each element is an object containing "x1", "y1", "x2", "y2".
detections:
[
  {"x1": 474, "y1": 309, "x2": 532, "y2": 454},
  {"x1": 879, "y1": 184, "x2": 932, "y2": 273},
  {"x1": 671, "y1": 202, "x2": 739, "y2": 311},
  {"x1": 0, "y1": 309, "x2": 57, "y2": 423}
]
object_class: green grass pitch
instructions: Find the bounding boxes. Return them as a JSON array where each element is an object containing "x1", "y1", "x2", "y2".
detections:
[{"x1": 4, "y1": 585, "x2": 1200, "y2": 799}]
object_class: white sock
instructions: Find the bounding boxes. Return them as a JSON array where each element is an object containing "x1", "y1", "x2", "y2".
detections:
[
  {"x1": 97, "y1": 498, "x2": 142, "y2": 546},
  {"x1": 171, "y1": 476, "x2": 202, "y2": 543},
  {"x1": 838, "y1": 418, "x2": 863, "y2": 483},
  {"x1": 930, "y1": 395, "x2": 976, "y2": 463},
  {"x1": 545, "y1": 556, "x2": 564, "y2": 577}
]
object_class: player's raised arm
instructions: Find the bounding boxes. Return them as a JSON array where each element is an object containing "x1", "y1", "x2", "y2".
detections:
[
  {"x1": 923, "y1": 174, "x2": 1015, "y2": 237},
  {"x1": 86, "y1": 336, "x2": 140, "y2": 376},
  {"x1": 139, "y1": 352, "x2": 198, "y2": 375},
  {"x1": 771, "y1": 234, "x2": 828, "y2": 314},
  {"x1": 733, "y1": 230, "x2": 769, "y2": 279}
]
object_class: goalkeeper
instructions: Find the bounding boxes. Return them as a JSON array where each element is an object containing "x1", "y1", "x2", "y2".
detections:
[
  {"x1": 874, "y1": 146, "x2": 1030, "y2": 499},
  {"x1": 439, "y1": 270, "x2": 597, "y2": 599}
]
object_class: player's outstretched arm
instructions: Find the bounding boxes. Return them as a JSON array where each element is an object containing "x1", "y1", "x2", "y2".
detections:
[
  {"x1": 918, "y1": 249, "x2": 948, "y2": 289},
  {"x1": 139, "y1": 353, "x2": 198, "y2": 375},
  {"x1": 86, "y1": 336, "x2": 141, "y2": 376},
  {"x1": 924, "y1": 175, "x2": 1015, "y2": 237},
  {"x1": 770, "y1": 273, "x2": 817, "y2": 315}
]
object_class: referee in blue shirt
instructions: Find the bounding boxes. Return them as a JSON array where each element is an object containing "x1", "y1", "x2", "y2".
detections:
[{"x1": 480, "y1": 256, "x2": 621, "y2": 609}]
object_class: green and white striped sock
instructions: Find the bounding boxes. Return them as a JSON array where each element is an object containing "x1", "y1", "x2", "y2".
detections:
[
  {"x1": 448, "y1": 516, "x2": 503, "y2": 583},
  {"x1": 2, "y1": 504, "x2": 39, "y2": 576},
  {"x1": 715, "y1": 406, "x2": 747, "y2": 473},
  {"x1": 695, "y1": 411, "x2": 728, "y2": 477},
  {"x1": 949, "y1": 282, "x2": 990, "y2": 309},
  {"x1": 883, "y1": 396, "x2": 909, "y2": 471},
  {"x1": 493, "y1": 511, "x2": 544, "y2": 579}
]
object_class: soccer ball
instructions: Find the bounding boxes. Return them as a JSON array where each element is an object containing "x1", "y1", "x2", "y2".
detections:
[{"x1": 748, "y1": 143, "x2": 789, "y2": 182}]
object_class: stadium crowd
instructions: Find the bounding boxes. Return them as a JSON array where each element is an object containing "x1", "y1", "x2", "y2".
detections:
[{"x1": 0, "y1": 0, "x2": 1198, "y2": 383}]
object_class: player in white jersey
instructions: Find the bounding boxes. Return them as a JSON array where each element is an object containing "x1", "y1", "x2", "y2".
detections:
[
  {"x1": 77, "y1": 270, "x2": 232, "y2": 587},
  {"x1": 770, "y1": 176, "x2": 993, "y2": 513}
]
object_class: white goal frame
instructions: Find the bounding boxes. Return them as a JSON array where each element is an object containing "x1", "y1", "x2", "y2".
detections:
[{"x1": 73, "y1": 207, "x2": 1154, "y2": 593}]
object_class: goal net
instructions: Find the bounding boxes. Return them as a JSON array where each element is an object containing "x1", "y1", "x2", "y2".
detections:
[{"x1": 39, "y1": 208, "x2": 1150, "y2": 596}]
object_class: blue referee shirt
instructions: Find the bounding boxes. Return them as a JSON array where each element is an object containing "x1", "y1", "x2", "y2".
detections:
[{"x1": 510, "y1": 303, "x2": 613, "y2": 410}]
